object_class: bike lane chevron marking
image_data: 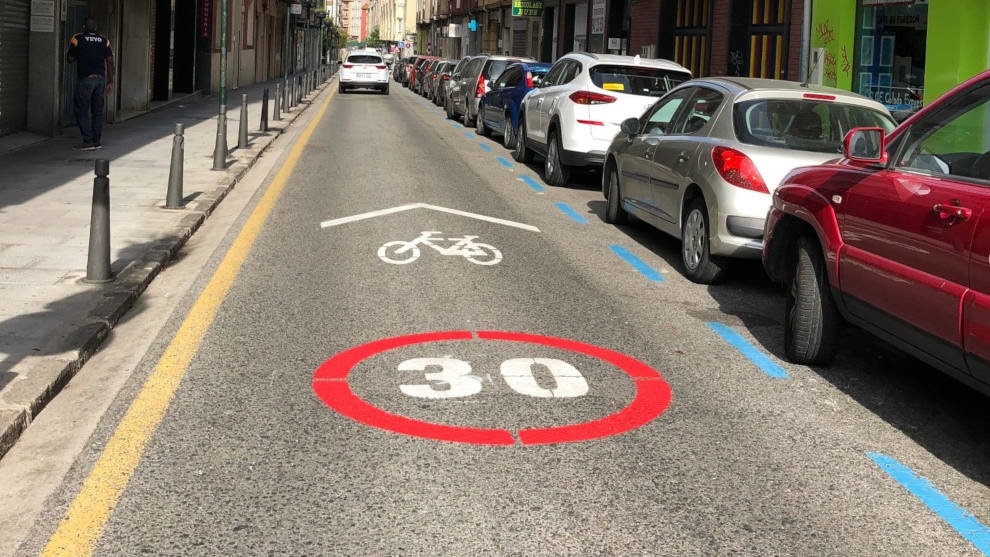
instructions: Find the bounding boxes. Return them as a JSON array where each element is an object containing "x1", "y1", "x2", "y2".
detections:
[
  {"x1": 319, "y1": 203, "x2": 541, "y2": 232},
  {"x1": 312, "y1": 331, "x2": 672, "y2": 445}
]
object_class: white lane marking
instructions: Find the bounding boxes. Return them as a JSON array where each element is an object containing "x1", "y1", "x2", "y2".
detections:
[{"x1": 320, "y1": 203, "x2": 540, "y2": 232}]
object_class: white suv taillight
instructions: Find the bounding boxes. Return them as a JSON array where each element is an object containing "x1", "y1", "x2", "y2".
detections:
[
  {"x1": 712, "y1": 147, "x2": 769, "y2": 193},
  {"x1": 569, "y1": 91, "x2": 616, "y2": 105}
]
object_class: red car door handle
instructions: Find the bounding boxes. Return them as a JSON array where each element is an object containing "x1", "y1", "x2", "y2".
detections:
[{"x1": 932, "y1": 204, "x2": 973, "y2": 221}]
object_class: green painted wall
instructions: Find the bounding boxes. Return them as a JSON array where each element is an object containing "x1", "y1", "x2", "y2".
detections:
[
  {"x1": 924, "y1": 0, "x2": 990, "y2": 103},
  {"x1": 810, "y1": 0, "x2": 857, "y2": 91},
  {"x1": 811, "y1": 0, "x2": 989, "y2": 102}
]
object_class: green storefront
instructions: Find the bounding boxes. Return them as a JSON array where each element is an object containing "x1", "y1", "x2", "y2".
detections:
[{"x1": 810, "y1": 0, "x2": 989, "y2": 111}]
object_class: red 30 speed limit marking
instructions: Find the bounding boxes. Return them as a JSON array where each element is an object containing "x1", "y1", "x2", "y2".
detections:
[{"x1": 311, "y1": 331, "x2": 672, "y2": 445}]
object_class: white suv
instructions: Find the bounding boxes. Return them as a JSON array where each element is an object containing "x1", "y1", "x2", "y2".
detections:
[
  {"x1": 340, "y1": 51, "x2": 390, "y2": 94},
  {"x1": 514, "y1": 52, "x2": 691, "y2": 186}
]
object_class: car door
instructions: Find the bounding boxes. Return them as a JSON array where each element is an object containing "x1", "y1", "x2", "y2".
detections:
[
  {"x1": 488, "y1": 67, "x2": 520, "y2": 131},
  {"x1": 526, "y1": 60, "x2": 567, "y2": 143},
  {"x1": 618, "y1": 87, "x2": 694, "y2": 227},
  {"x1": 838, "y1": 86, "x2": 990, "y2": 373},
  {"x1": 453, "y1": 58, "x2": 481, "y2": 114},
  {"x1": 649, "y1": 86, "x2": 726, "y2": 226}
]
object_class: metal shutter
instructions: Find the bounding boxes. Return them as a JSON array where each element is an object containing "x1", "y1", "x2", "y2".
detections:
[
  {"x1": 511, "y1": 26, "x2": 527, "y2": 57},
  {"x1": 0, "y1": 0, "x2": 30, "y2": 136}
]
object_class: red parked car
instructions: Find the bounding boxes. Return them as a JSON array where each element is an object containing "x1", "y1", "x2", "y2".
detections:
[{"x1": 763, "y1": 70, "x2": 990, "y2": 393}]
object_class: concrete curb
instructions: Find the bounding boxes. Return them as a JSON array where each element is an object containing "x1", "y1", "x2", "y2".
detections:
[{"x1": 0, "y1": 75, "x2": 337, "y2": 461}]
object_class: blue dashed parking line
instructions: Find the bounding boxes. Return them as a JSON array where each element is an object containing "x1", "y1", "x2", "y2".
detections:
[
  {"x1": 608, "y1": 245, "x2": 664, "y2": 283},
  {"x1": 555, "y1": 202, "x2": 588, "y2": 223},
  {"x1": 464, "y1": 131, "x2": 474, "y2": 138},
  {"x1": 706, "y1": 322, "x2": 789, "y2": 379},
  {"x1": 478, "y1": 143, "x2": 493, "y2": 152},
  {"x1": 495, "y1": 157, "x2": 514, "y2": 169},
  {"x1": 868, "y1": 453, "x2": 990, "y2": 555},
  {"x1": 518, "y1": 176, "x2": 545, "y2": 193}
]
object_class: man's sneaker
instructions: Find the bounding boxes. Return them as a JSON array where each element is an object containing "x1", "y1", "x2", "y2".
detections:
[{"x1": 73, "y1": 142, "x2": 98, "y2": 151}]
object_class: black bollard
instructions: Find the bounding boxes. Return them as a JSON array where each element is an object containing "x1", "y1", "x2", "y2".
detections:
[
  {"x1": 261, "y1": 88, "x2": 269, "y2": 132},
  {"x1": 212, "y1": 104, "x2": 227, "y2": 170},
  {"x1": 85, "y1": 160, "x2": 112, "y2": 283},
  {"x1": 274, "y1": 83, "x2": 281, "y2": 121},
  {"x1": 165, "y1": 123, "x2": 184, "y2": 209},
  {"x1": 238, "y1": 93, "x2": 249, "y2": 149}
]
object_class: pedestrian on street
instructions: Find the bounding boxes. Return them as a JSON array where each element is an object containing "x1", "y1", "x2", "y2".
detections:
[{"x1": 67, "y1": 18, "x2": 115, "y2": 151}]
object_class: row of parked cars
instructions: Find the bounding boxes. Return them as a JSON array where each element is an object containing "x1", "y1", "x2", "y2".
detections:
[{"x1": 395, "y1": 55, "x2": 990, "y2": 399}]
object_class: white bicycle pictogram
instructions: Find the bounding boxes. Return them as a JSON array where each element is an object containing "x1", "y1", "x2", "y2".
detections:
[{"x1": 377, "y1": 231, "x2": 503, "y2": 265}]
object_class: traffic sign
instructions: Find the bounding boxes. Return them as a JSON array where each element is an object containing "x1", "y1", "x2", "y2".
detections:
[{"x1": 312, "y1": 331, "x2": 672, "y2": 445}]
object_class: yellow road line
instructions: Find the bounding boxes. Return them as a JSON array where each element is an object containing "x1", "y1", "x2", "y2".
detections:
[{"x1": 42, "y1": 85, "x2": 337, "y2": 557}]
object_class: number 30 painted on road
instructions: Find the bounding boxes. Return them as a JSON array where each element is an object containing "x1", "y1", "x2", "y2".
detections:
[{"x1": 399, "y1": 357, "x2": 589, "y2": 399}]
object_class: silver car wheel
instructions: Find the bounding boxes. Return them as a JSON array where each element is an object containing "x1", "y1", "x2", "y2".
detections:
[
  {"x1": 503, "y1": 116, "x2": 514, "y2": 148},
  {"x1": 683, "y1": 208, "x2": 706, "y2": 271}
]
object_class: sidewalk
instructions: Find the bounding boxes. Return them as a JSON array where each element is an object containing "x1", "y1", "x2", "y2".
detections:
[{"x1": 0, "y1": 73, "x2": 333, "y2": 459}]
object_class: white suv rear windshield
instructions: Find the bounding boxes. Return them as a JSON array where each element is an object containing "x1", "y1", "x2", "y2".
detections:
[
  {"x1": 348, "y1": 55, "x2": 382, "y2": 64},
  {"x1": 733, "y1": 99, "x2": 895, "y2": 154},
  {"x1": 589, "y1": 65, "x2": 691, "y2": 97}
]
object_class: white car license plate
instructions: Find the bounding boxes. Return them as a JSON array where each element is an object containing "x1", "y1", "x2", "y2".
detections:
[{"x1": 359, "y1": 73, "x2": 374, "y2": 78}]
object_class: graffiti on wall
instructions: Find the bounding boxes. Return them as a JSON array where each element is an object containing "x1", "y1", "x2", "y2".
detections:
[{"x1": 814, "y1": 19, "x2": 850, "y2": 87}]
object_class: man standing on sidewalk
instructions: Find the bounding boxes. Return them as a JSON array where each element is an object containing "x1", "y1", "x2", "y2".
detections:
[{"x1": 67, "y1": 18, "x2": 115, "y2": 151}]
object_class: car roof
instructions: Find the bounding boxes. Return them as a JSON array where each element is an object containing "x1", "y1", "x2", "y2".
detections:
[
  {"x1": 690, "y1": 77, "x2": 888, "y2": 111},
  {"x1": 477, "y1": 54, "x2": 536, "y2": 62},
  {"x1": 564, "y1": 52, "x2": 691, "y2": 74}
]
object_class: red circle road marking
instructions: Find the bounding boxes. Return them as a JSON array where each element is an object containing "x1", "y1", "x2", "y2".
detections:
[{"x1": 311, "y1": 331, "x2": 672, "y2": 445}]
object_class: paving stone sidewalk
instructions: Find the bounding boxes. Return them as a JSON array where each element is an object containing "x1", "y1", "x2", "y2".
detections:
[{"x1": 0, "y1": 73, "x2": 334, "y2": 459}]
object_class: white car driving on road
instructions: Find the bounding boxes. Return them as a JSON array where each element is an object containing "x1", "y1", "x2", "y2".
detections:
[{"x1": 340, "y1": 51, "x2": 390, "y2": 95}]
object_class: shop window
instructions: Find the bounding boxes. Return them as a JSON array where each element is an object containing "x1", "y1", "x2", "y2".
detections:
[
  {"x1": 673, "y1": 0, "x2": 710, "y2": 77},
  {"x1": 853, "y1": 2, "x2": 927, "y2": 112},
  {"x1": 726, "y1": 0, "x2": 789, "y2": 79}
]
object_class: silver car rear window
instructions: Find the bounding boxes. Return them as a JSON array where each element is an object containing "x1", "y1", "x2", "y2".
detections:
[
  {"x1": 589, "y1": 65, "x2": 692, "y2": 97},
  {"x1": 733, "y1": 99, "x2": 895, "y2": 154}
]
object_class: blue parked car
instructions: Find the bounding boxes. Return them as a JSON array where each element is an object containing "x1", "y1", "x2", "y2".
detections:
[{"x1": 475, "y1": 62, "x2": 551, "y2": 149}]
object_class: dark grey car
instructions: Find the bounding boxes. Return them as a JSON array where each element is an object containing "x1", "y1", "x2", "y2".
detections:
[{"x1": 447, "y1": 55, "x2": 534, "y2": 125}]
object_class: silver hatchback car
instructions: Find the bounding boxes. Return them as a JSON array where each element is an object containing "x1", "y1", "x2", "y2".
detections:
[{"x1": 603, "y1": 77, "x2": 895, "y2": 283}]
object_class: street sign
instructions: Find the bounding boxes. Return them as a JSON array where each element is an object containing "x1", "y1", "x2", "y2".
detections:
[
  {"x1": 290, "y1": 3, "x2": 302, "y2": 14},
  {"x1": 511, "y1": 0, "x2": 543, "y2": 17},
  {"x1": 311, "y1": 331, "x2": 673, "y2": 445}
]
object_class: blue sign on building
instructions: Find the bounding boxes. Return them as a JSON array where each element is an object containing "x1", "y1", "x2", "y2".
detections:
[{"x1": 468, "y1": 19, "x2": 477, "y2": 32}]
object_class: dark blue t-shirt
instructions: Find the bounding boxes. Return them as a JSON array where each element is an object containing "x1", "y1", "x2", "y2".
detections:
[{"x1": 68, "y1": 32, "x2": 112, "y2": 78}]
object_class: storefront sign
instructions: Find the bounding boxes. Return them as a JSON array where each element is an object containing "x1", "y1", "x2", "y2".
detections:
[
  {"x1": 591, "y1": 0, "x2": 606, "y2": 34},
  {"x1": 290, "y1": 3, "x2": 303, "y2": 15},
  {"x1": 511, "y1": 0, "x2": 543, "y2": 17},
  {"x1": 30, "y1": 0, "x2": 54, "y2": 33},
  {"x1": 200, "y1": 0, "x2": 212, "y2": 39}
]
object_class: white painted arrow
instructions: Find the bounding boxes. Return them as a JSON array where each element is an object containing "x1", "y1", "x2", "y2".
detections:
[{"x1": 319, "y1": 203, "x2": 541, "y2": 233}]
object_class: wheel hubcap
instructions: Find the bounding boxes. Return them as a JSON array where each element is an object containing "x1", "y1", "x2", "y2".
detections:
[
  {"x1": 547, "y1": 139, "x2": 556, "y2": 176},
  {"x1": 683, "y1": 210, "x2": 705, "y2": 270}
]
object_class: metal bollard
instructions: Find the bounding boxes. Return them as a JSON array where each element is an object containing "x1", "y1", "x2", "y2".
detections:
[
  {"x1": 289, "y1": 78, "x2": 296, "y2": 108},
  {"x1": 212, "y1": 105, "x2": 227, "y2": 170},
  {"x1": 274, "y1": 83, "x2": 281, "y2": 121},
  {"x1": 165, "y1": 123, "x2": 184, "y2": 209},
  {"x1": 282, "y1": 79, "x2": 289, "y2": 112},
  {"x1": 261, "y1": 88, "x2": 269, "y2": 132},
  {"x1": 85, "y1": 160, "x2": 112, "y2": 283},
  {"x1": 238, "y1": 93, "x2": 249, "y2": 149}
]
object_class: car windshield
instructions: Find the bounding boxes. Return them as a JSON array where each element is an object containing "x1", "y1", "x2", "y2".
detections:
[
  {"x1": 589, "y1": 65, "x2": 691, "y2": 97},
  {"x1": 733, "y1": 98, "x2": 896, "y2": 154},
  {"x1": 348, "y1": 55, "x2": 382, "y2": 64}
]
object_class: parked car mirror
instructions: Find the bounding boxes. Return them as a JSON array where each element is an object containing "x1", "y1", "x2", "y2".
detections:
[
  {"x1": 620, "y1": 118, "x2": 640, "y2": 136},
  {"x1": 487, "y1": 80, "x2": 494, "y2": 89},
  {"x1": 452, "y1": 73, "x2": 461, "y2": 79},
  {"x1": 844, "y1": 127, "x2": 887, "y2": 164}
]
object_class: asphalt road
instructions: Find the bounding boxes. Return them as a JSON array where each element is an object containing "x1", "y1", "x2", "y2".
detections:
[{"x1": 10, "y1": 80, "x2": 990, "y2": 556}]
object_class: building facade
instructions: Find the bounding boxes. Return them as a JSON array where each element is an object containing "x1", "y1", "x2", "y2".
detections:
[
  {"x1": 809, "y1": 0, "x2": 989, "y2": 112},
  {"x1": 0, "y1": 0, "x2": 324, "y2": 139}
]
